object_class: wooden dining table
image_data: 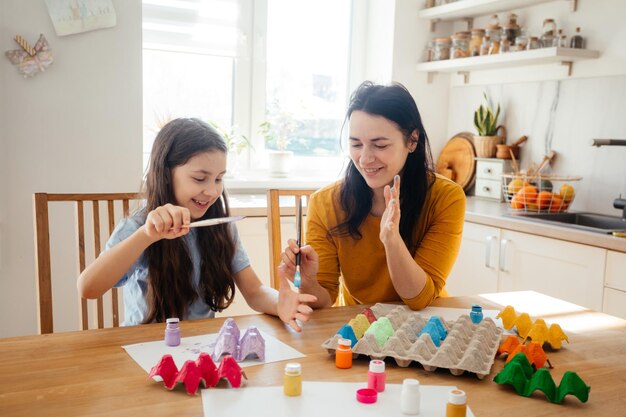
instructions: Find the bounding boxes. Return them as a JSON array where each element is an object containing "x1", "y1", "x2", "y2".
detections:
[{"x1": 1, "y1": 291, "x2": 625, "y2": 417}]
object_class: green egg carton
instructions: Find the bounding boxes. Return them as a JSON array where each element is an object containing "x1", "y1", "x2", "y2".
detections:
[{"x1": 493, "y1": 353, "x2": 590, "y2": 404}]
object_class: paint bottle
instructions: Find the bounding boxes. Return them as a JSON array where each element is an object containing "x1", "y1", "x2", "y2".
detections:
[
  {"x1": 446, "y1": 389, "x2": 467, "y2": 417},
  {"x1": 367, "y1": 359, "x2": 386, "y2": 392},
  {"x1": 400, "y1": 378, "x2": 421, "y2": 415},
  {"x1": 470, "y1": 305, "x2": 483, "y2": 324},
  {"x1": 283, "y1": 363, "x2": 302, "y2": 396},
  {"x1": 164, "y1": 317, "x2": 181, "y2": 346},
  {"x1": 335, "y1": 338, "x2": 353, "y2": 369}
]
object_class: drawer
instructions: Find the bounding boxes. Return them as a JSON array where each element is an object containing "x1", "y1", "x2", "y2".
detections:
[
  {"x1": 475, "y1": 178, "x2": 503, "y2": 200},
  {"x1": 605, "y1": 250, "x2": 626, "y2": 291},
  {"x1": 476, "y1": 159, "x2": 510, "y2": 180},
  {"x1": 603, "y1": 287, "x2": 626, "y2": 320}
]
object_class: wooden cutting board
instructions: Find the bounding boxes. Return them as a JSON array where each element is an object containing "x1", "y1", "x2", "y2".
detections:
[{"x1": 435, "y1": 132, "x2": 476, "y2": 192}]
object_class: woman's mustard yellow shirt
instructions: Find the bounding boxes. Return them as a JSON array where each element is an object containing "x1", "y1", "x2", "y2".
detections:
[{"x1": 306, "y1": 174, "x2": 465, "y2": 310}]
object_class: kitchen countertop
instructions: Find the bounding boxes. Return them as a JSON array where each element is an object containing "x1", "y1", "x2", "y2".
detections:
[{"x1": 229, "y1": 193, "x2": 626, "y2": 253}]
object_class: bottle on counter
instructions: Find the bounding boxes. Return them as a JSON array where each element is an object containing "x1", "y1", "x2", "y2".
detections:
[
  {"x1": 446, "y1": 389, "x2": 467, "y2": 417},
  {"x1": 400, "y1": 378, "x2": 421, "y2": 415},
  {"x1": 335, "y1": 338, "x2": 353, "y2": 369},
  {"x1": 283, "y1": 363, "x2": 302, "y2": 396},
  {"x1": 164, "y1": 317, "x2": 181, "y2": 346},
  {"x1": 367, "y1": 360, "x2": 386, "y2": 392},
  {"x1": 570, "y1": 27, "x2": 584, "y2": 48}
]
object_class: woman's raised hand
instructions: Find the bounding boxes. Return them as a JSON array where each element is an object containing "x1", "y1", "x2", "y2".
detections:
[
  {"x1": 144, "y1": 203, "x2": 191, "y2": 242},
  {"x1": 380, "y1": 175, "x2": 402, "y2": 245}
]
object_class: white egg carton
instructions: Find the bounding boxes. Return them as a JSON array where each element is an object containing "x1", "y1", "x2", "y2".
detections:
[{"x1": 321, "y1": 304, "x2": 503, "y2": 379}]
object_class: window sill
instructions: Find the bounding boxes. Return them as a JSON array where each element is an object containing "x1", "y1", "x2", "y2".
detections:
[{"x1": 225, "y1": 170, "x2": 340, "y2": 194}]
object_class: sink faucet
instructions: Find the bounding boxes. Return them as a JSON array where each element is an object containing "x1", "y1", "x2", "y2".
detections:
[{"x1": 615, "y1": 195, "x2": 626, "y2": 219}]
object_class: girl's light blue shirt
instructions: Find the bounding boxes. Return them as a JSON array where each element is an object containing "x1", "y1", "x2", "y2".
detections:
[{"x1": 106, "y1": 211, "x2": 250, "y2": 326}]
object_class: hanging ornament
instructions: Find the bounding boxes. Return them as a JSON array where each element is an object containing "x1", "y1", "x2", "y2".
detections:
[{"x1": 5, "y1": 34, "x2": 54, "y2": 78}]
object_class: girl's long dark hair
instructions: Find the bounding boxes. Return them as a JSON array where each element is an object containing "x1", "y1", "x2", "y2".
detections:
[
  {"x1": 143, "y1": 118, "x2": 235, "y2": 323},
  {"x1": 331, "y1": 81, "x2": 435, "y2": 255}
]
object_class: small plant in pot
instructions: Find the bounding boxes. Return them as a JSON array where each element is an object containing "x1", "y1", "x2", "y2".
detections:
[
  {"x1": 260, "y1": 115, "x2": 296, "y2": 178},
  {"x1": 473, "y1": 92, "x2": 506, "y2": 158},
  {"x1": 210, "y1": 121, "x2": 252, "y2": 177}
]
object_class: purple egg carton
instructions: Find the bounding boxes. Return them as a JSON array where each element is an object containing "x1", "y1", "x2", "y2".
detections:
[{"x1": 213, "y1": 318, "x2": 265, "y2": 362}]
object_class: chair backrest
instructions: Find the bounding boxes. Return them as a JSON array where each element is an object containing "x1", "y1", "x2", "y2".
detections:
[
  {"x1": 266, "y1": 189, "x2": 317, "y2": 289},
  {"x1": 33, "y1": 192, "x2": 144, "y2": 334}
]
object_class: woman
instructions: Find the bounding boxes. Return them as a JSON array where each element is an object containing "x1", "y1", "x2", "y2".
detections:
[{"x1": 280, "y1": 81, "x2": 465, "y2": 310}]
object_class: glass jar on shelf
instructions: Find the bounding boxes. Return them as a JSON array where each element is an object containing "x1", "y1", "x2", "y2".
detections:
[
  {"x1": 527, "y1": 36, "x2": 540, "y2": 50},
  {"x1": 450, "y1": 32, "x2": 470, "y2": 59},
  {"x1": 502, "y1": 13, "x2": 521, "y2": 44},
  {"x1": 570, "y1": 27, "x2": 584, "y2": 48},
  {"x1": 499, "y1": 37, "x2": 511, "y2": 54},
  {"x1": 480, "y1": 35, "x2": 491, "y2": 56},
  {"x1": 470, "y1": 28, "x2": 485, "y2": 57},
  {"x1": 488, "y1": 38, "x2": 500, "y2": 55},
  {"x1": 515, "y1": 29, "x2": 529, "y2": 51},
  {"x1": 540, "y1": 18, "x2": 556, "y2": 47},
  {"x1": 422, "y1": 40, "x2": 435, "y2": 62},
  {"x1": 432, "y1": 37, "x2": 451, "y2": 61}
]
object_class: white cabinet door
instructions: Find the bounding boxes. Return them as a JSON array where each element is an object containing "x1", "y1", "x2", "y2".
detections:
[
  {"x1": 498, "y1": 230, "x2": 606, "y2": 311},
  {"x1": 602, "y1": 251, "x2": 626, "y2": 319},
  {"x1": 447, "y1": 223, "x2": 500, "y2": 295}
]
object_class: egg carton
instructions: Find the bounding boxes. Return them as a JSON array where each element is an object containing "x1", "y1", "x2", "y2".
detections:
[{"x1": 321, "y1": 304, "x2": 503, "y2": 379}]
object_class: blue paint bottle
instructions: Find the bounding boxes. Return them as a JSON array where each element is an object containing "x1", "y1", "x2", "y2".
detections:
[{"x1": 470, "y1": 305, "x2": 483, "y2": 324}]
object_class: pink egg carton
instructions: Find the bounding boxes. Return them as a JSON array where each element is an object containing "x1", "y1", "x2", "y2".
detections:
[
  {"x1": 321, "y1": 304, "x2": 503, "y2": 379},
  {"x1": 149, "y1": 352, "x2": 246, "y2": 395}
]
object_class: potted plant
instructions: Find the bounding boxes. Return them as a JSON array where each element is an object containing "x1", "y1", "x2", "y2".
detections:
[
  {"x1": 260, "y1": 116, "x2": 296, "y2": 178},
  {"x1": 473, "y1": 92, "x2": 506, "y2": 158},
  {"x1": 210, "y1": 122, "x2": 252, "y2": 177}
]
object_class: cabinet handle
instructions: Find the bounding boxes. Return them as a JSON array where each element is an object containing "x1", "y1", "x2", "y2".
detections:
[
  {"x1": 485, "y1": 235, "x2": 496, "y2": 268},
  {"x1": 484, "y1": 168, "x2": 492, "y2": 174},
  {"x1": 499, "y1": 239, "x2": 510, "y2": 272},
  {"x1": 483, "y1": 186, "x2": 491, "y2": 192}
]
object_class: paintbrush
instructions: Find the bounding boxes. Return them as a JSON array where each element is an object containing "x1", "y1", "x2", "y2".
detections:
[
  {"x1": 171, "y1": 215, "x2": 245, "y2": 230},
  {"x1": 294, "y1": 198, "x2": 302, "y2": 288}
]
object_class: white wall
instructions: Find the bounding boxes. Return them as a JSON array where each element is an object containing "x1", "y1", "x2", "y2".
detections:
[{"x1": 0, "y1": 0, "x2": 142, "y2": 337}]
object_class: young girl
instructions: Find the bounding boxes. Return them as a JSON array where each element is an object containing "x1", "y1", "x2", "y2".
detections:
[
  {"x1": 280, "y1": 81, "x2": 465, "y2": 310},
  {"x1": 78, "y1": 118, "x2": 316, "y2": 331}
]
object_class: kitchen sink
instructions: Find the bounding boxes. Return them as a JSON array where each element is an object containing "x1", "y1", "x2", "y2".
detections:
[{"x1": 506, "y1": 212, "x2": 626, "y2": 234}]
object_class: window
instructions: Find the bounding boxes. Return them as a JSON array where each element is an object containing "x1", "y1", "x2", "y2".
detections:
[{"x1": 142, "y1": 0, "x2": 355, "y2": 179}]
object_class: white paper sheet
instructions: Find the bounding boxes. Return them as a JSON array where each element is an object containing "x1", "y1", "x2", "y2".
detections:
[
  {"x1": 123, "y1": 330, "x2": 304, "y2": 373},
  {"x1": 202, "y1": 382, "x2": 475, "y2": 417}
]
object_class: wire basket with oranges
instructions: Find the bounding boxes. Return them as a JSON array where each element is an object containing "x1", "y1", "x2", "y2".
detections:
[{"x1": 501, "y1": 173, "x2": 582, "y2": 213}]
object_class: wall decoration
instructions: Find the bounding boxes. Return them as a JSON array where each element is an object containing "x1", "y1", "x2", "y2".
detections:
[
  {"x1": 5, "y1": 34, "x2": 54, "y2": 78},
  {"x1": 44, "y1": 0, "x2": 116, "y2": 36}
]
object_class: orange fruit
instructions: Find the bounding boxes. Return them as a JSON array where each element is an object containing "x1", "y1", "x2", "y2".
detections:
[
  {"x1": 516, "y1": 186, "x2": 538, "y2": 206},
  {"x1": 549, "y1": 195, "x2": 565, "y2": 212},
  {"x1": 537, "y1": 191, "x2": 553, "y2": 210},
  {"x1": 560, "y1": 183, "x2": 575, "y2": 202},
  {"x1": 510, "y1": 193, "x2": 525, "y2": 209}
]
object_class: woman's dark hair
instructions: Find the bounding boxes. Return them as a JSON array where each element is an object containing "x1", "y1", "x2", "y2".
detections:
[
  {"x1": 332, "y1": 81, "x2": 435, "y2": 255},
  {"x1": 143, "y1": 118, "x2": 235, "y2": 323}
]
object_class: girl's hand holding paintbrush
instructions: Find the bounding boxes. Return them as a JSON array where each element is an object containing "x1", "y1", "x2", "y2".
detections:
[{"x1": 144, "y1": 204, "x2": 191, "y2": 242}]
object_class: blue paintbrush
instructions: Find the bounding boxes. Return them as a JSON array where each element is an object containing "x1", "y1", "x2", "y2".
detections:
[{"x1": 294, "y1": 197, "x2": 302, "y2": 288}]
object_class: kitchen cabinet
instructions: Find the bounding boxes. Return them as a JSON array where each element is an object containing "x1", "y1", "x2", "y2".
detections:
[
  {"x1": 447, "y1": 222, "x2": 606, "y2": 311},
  {"x1": 602, "y1": 250, "x2": 626, "y2": 319}
]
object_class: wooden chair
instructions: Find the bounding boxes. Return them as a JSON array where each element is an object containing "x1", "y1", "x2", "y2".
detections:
[
  {"x1": 33, "y1": 192, "x2": 144, "y2": 334},
  {"x1": 266, "y1": 189, "x2": 316, "y2": 289}
]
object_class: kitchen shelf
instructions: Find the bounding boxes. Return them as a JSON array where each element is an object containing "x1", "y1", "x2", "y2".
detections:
[
  {"x1": 419, "y1": 0, "x2": 577, "y2": 31},
  {"x1": 415, "y1": 47, "x2": 599, "y2": 83}
]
